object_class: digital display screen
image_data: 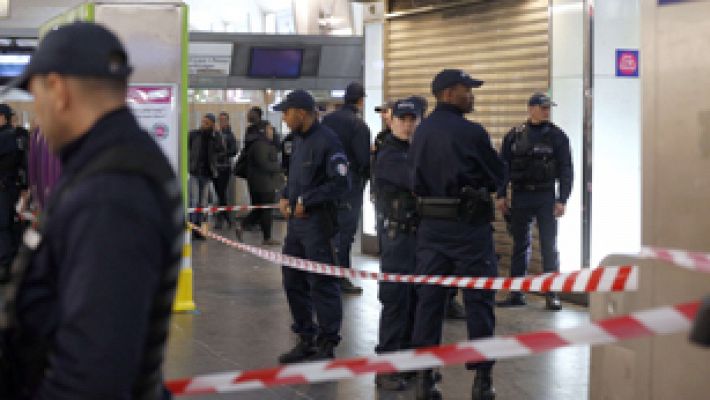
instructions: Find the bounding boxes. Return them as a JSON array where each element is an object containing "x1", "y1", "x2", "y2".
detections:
[
  {"x1": 0, "y1": 54, "x2": 30, "y2": 78},
  {"x1": 248, "y1": 48, "x2": 303, "y2": 79}
]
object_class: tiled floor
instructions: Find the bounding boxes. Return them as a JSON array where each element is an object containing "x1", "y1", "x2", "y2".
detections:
[{"x1": 165, "y1": 221, "x2": 589, "y2": 400}]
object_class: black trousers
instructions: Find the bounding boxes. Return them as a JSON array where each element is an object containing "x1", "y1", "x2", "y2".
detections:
[
  {"x1": 243, "y1": 190, "x2": 275, "y2": 240},
  {"x1": 213, "y1": 169, "x2": 231, "y2": 222}
]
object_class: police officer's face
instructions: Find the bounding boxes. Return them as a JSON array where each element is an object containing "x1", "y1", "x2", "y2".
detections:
[
  {"x1": 382, "y1": 109, "x2": 393, "y2": 129},
  {"x1": 247, "y1": 110, "x2": 259, "y2": 124},
  {"x1": 0, "y1": 114, "x2": 6, "y2": 127},
  {"x1": 391, "y1": 114, "x2": 420, "y2": 141},
  {"x1": 444, "y1": 84, "x2": 474, "y2": 113},
  {"x1": 29, "y1": 74, "x2": 73, "y2": 152},
  {"x1": 201, "y1": 117, "x2": 214, "y2": 131},
  {"x1": 282, "y1": 108, "x2": 302, "y2": 132},
  {"x1": 529, "y1": 105, "x2": 551, "y2": 123}
]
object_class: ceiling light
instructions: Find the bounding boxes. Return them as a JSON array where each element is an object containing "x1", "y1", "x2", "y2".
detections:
[{"x1": 0, "y1": 0, "x2": 9, "y2": 18}]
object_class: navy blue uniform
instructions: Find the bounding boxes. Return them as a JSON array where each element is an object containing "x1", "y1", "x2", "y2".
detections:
[
  {"x1": 409, "y1": 103, "x2": 504, "y2": 371},
  {"x1": 498, "y1": 121, "x2": 573, "y2": 276},
  {"x1": 281, "y1": 121, "x2": 349, "y2": 343},
  {"x1": 321, "y1": 104, "x2": 371, "y2": 270},
  {"x1": 373, "y1": 132, "x2": 417, "y2": 353},
  {"x1": 12, "y1": 108, "x2": 179, "y2": 399}
]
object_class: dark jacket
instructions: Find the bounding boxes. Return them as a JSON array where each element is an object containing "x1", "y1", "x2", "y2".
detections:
[
  {"x1": 12, "y1": 107, "x2": 180, "y2": 399},
  {"x1": 0, "y1": 124, "x2": 20, "y2": 184},
  {"x1": 188, "y1": 128, "x2": 225, "y2": 178},
  {"x1": 410, "y1": 103, "x2": 504, "y2": 198},
  {"x1": 321, "y1": 104, "x2": 371, "y2": 190},
  {"x1": 216, "y1": 126, "x2": 238, "y2": 172},
  {"x1": 247, "y1": 135, "x2": 283, "y2": 193},
  {"x1": 497, "y1": 120, "x2": 573, "y2": 204},
  {"x1": 282, "y1": 121, "x2": 349, "y2": 208}
]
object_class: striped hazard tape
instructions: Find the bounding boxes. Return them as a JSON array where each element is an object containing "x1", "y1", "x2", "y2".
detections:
[
  {"x1": 187, "y1": 204, "x2": 278, "y2": 214},
  {"x1": 187, "y1": 223, "x2": 638, "y2": 293},
  {"x1": 166, "y1": 300, "x2": 700, "y2": 395}
]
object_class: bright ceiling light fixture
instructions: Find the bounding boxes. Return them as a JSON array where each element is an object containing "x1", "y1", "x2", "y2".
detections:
[{"x1": 0, "y1": 0, "x2": 9, "y2": 19}]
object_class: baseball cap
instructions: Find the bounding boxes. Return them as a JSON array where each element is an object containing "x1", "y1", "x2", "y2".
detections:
[
  {"x1": 0, "y1": 104, "x2": 12, "y2": 119},
  {"x1": 407, "y1": 95, "x2": 429, "y2": 115},
  {"x1": 528, "y1": 92, "x2": 557, "y2": 107},
  {"x1": 273, "y1": 90, "x2": 316, "y2": 112},
  {"x1": 2, "y1": 22, "x2": 133, "y2": 94},
  {"x1": 344, "y1": 81, "x2": 365, "y2": 103},
  {"x1": 204, "y1": 113, "x2": 216, "y2": 123},
  {"x1": 431, "y1": 69, "x2": 484, "y2": 95},
  {"x1": 374, "y1": 100, "x2": 394, "y2": 113},
  {"x1": 392, "y1": 98, "x2": 422, "y2": 118}
]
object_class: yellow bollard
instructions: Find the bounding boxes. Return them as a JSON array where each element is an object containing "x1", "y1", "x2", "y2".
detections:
[{"x1": 173, "y1": 228, "x2": 196, "y2": 312}]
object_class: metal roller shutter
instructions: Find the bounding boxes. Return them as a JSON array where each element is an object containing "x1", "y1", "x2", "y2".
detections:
[{"x1": 385, "y1": 0, "x2": 550, "y2": 275}]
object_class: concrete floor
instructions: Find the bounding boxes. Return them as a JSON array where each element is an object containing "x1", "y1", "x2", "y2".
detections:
[{"x1": 165, "y1": 221, "x2": 589, "y2": 400}]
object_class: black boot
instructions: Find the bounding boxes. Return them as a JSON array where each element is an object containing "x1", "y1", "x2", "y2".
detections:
[
  {"x1": 340, "y1": 278, "x2": 363, "y2": 295},
  {"x1": 415, "y1": 370, "x2": 442, "y2": 400},
  {"x1": 278, "y1": 336, "x2": 317, "y2": 364},
  {"x1": 446, "y1": 297, "x2": 466, "y2": 320},
  {"x1": 375, "y1": 373, "x2": 408, "y2": 391},
  {"x1": 496, "y1": 292, "x2": 526, "y2": 307},
  {"x1": 545, "y1": 292, "x2": 562, "y2": 311},
  {"x1": 309, "y1": 339, "x2": 337, "y2": 361},
  {"x1": 471, "y1": 369, "x2": 495, "y2": 400}
]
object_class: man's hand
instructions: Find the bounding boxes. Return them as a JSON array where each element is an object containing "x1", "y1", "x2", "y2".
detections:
[
  {"x1": 554, "y1": 202, "x2": 566, "y2": 218},
  {"x1": 496, "y1": 198, "x2": 510, "y2": 215},
  {"x1": 294, "y1": 202, "x2": 307, "y2": 219},
  {"x1": 279, "y1": 198, "x2": 291, "y2": 218}
]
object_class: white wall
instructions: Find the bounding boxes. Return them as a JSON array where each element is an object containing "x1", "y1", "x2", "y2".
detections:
[
  {"x1": 590, "y1": 0, "x2": 641, "y2": 266},
  {"x1": 551, "y1": 0, "x2": 584, "y2": 271}
]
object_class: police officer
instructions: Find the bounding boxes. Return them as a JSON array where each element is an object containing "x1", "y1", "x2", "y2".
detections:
[
  {"x1": 0, "y1": 22, "x2": 182, "y2": 399},
  {"x1": 322, "y1": 82, "x2": 372, "y2": 295},
  {"x1": 275, "y1": 90, "x2": 350, "y2": 364},
  {"x1": 496, "y1": 92, "x2": 573, "y2": 311},
  {"x1": 372, "y1": 98, "x2": 422, "y2": 391},
  {"x1": 0, "y1": 104, "x2": 22, "y2": 283},
  {"x1": 409, "y1": 69, "x2": 504, "y2": 400}
]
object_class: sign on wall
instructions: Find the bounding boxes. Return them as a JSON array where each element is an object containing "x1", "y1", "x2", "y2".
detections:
[
  {"x1": 127, "y1": 84, "x2": 180, "y2": 173},
  {"x1": 616, "y1": 49, "x2": 639, "y2": 78}
]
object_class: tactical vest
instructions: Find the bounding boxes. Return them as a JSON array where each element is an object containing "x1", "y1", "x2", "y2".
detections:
[
  {"x1": 509, "y1": 123, "x2": 557, "y2": 190},
  {"x1": 0, "y1": 145, "x2": 184, "y2": 400}
]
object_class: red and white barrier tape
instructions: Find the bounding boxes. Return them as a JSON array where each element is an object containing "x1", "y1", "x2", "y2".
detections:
[
  {"x1": 166, "y1": 300, "x2": 699, "y2": 395},
  {"x1": 188, "y1": 223, "x2": 637, "y2": 293},
  {"x1": 638, "y1": 246, "x2": 710, "y2": 273},
  {"x1": 187, "y1": 204, "x2": 278, "y2": 214}
]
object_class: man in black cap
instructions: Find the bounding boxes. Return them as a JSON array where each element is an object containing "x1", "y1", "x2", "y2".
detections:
[
  {"x1": 274, "y1": 89, "x2": 349, "y2": 364},
  {"x1": 0, "y1": 22, "x2": 183, "y2": 399},
  {"x1": 321, "y1": 81, "x2": 371, "y2": 294},
  {"x1": 409, "y1": 69, "x2": 504, "y2": 399},
  {"x1": 496, "y1": 92, "x2": 573, "y2": 311},
  {"x1": 0, "y1": 103, "x2": 22, "y2": 283},
  {"x1": 372, "y1": 98, "x2": 422, "y2": 391},
  {"x1": 188, "y1": 112, "x2": 225, "y2": 239}
]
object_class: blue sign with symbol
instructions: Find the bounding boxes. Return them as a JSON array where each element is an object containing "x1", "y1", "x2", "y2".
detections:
[{"x1": 616, "y1": 49, "x2": 639, "y2": 78}]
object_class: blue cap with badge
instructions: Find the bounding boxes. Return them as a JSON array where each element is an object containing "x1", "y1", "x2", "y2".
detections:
[
  {"x1": 431, "y1": 69, "x2": 484, "y2": 95},
  {"x1": 392, "y1": 98, "x2": 422, "y2": 118},
  {"x1": 2, "y1": 22, "x2": 133, "y2": 95},
  {"x1": 528, "y1": 92, "x2": 557, "y2": 107},
  {"x1": 273, "y1": 89, "x2": 316, "y2": 112}
]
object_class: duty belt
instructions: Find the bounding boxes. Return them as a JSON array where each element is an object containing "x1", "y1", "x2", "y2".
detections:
[
  {"x1": 512, "y1": 182, "x2": 554, "y2": 192},
  {"x1": 417, "y1": 198, "x2": 461, "y2": 220}
]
